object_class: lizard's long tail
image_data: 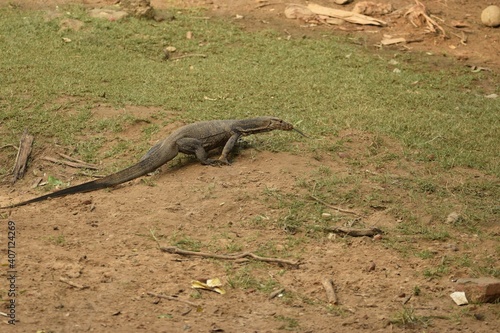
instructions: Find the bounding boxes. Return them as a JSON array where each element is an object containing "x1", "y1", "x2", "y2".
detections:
[
  {"x1": 4, "y1": 180, "x2": 111, "y2": 208},
  {"x1": 2, "y1": 142, "x2": 179, "y2": 208}
]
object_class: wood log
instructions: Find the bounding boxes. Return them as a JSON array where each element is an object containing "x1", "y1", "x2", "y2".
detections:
[
  {"x1": 308, "y1": 3, "x2": 387, "y2": 26},
  {"x1": 11, "y1": 129, "x2": 34, "y2": 183}
]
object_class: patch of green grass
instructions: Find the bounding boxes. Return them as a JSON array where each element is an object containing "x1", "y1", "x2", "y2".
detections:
[
  {"x1": 0, "y1": 5, "x2": 498, "y2": 175},
  {"x1": 226, "y1": 265, "x2": 279, "y2": 293},
  {"x1": 226, "y1": 266, "x2": 260, "y2": 290},
  {"x1": 423, "y1": 256, "x2": 450, "y2": 279},
  {"x1": 142, "y1": 123, "x2": 160, "y2": 140},
  {"x1": 416, "y1": 250, "x2": 435, "y2": 259},
  {"x1": 157, "y1": 313, "x2": 173, "y2": 319},
  {"x1": 396, "y1": 222, "x2": 451, "y2": 241},
  {"x1": 47, "y1": 234, "x2": 66, "y2": 246},
  {"x1": 390, "y1": 306, "x2": 430, "y2": 328},
  {"x1": 170, "y1": 234, "x2": 202, "y2": 252},
  {"x1": 275, "y1": 315, "x2": 299, "y2": 331}
]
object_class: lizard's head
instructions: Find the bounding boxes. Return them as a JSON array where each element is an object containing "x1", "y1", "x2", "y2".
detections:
[{"x1": 263, "y1": 117, "x2": 307, "y2": 137}]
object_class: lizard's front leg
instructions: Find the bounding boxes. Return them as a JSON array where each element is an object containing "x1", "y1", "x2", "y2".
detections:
[{"x1": 217, "y1": 132, "x2": 241, "y2": 165}]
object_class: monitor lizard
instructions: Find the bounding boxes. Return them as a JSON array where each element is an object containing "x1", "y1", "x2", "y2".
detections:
[{"x1": 1, "y1": 116, "x2": 305, "y2": 208}]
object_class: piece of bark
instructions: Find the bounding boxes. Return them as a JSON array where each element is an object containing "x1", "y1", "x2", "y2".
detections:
[
  {"x1": 308, "y1": 3, "x2": 387, "y2": 26},
  {"x1": 321, "y1": 277, "x2": 338, "y2": 304},
  {"x1": 11, "y1": 129, "x2": 34, "y2": 183}
]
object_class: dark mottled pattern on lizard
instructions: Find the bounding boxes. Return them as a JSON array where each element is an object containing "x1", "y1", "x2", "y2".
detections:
[{"x1": 2, "y1": 117, "x2": 305, "y2": 208}]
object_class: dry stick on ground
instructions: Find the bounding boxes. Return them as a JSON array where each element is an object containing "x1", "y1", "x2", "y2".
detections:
[
  {"x1": 149, "y1": 229, "x2": 162, "y2": 249},
  {"x1": 0, "y1": 144, "x2": 18, "y2": 150},
  {"x1": 321, "y1": 277, "x2": 338, "y2": 305},
  {"x1": 324, "y1": 226, "x2": 383, "y2": 237},
  {"x1": 147, "y1": 292, "x2": 199, "y2": 307},
  {"x1": 59, "y1": 277, "x2": 89, "y2": 290},
  {"x1": 269, "y1": 288, "x2": 286, "y2": 300},
  {"x1": 57, "y1": 153, "x2": 100, "y2": 169},
  {"x1": 255, "y1": 2, "x2": 282, "y2": 9},
  {"x1": 160, "y1": 246, "x2": 300, "y2": 268},
  {"x1": 309, "y1": 195, "x2": 361, "y2": 216},
  {"x1": 42, "y1": 156, "x2": 99, "y2": 170},
  {"x1": 11, "y1": 129, "x2": 34, "y2": 184}
]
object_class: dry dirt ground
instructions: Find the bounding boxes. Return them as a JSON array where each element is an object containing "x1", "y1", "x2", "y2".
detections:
[{"x1": 1, "y1": 1, "x2": 499, "y2": 333}]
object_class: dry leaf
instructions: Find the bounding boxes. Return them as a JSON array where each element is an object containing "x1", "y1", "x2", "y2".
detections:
[{"x1": 191, "y1": 278, "x2": 226, "y2": 295}]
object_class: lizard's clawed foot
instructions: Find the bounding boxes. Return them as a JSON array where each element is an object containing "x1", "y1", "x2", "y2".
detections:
[{"x1": 206, "y1": 158, "x2": 230, "y2": 167}]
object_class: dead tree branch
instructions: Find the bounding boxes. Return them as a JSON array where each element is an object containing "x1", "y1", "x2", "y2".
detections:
[
  {"x1": 160, "y1": 246, "x2": 300, "y2": 268},
  {"x1": 309, "y1": 195, "x2": 361, "y2": 216}
]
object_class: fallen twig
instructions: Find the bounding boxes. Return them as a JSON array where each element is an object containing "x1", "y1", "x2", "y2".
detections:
[
  {"x1": 11, "y1": 129, "x2": 34, "y2": 183},
  {"x1": 255, "y1": 2, "x2": 283, "y2": 10},
  {"x1": 160, "y1": 246, "x2": 300, "y2": 268},
  {"x1": 42, "y1": 156, "x2": 99, "y2": 170},
  {"x1": 0, "y1": 144, "x2": 18, "y2": 150},
  {"x1": 147, "y1": 292, "x2": 199, "y2": 307},
  {"x1": 449, "y1": 31, "x2": 467, "y2": 45},
  {"x1": 321, "y1": 277, "x2": 338, "y2": 304},
  {"x1": 59, "y1": 277, "x2": 89, "y2": 290},
  {"x1": 269, "y1": 288, "x2": 285, "y2": 300},
  {"x1": 324, "y1": 226, "x2": 383, "y2": 237},
  {"x1": 309, "y1": 195, "x2": 361, "y2": 216},
  {"x1": 57, "y1": 153, "x2": 100, "y2": 168},
  {"x1": 149, "y1": 229, "x2": 161, "y2": 249}
]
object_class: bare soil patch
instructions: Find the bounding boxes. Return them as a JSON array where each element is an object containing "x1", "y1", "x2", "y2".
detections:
[
  {"x1": 1, "y1": 1, "x2": 499, "y2": 332},
  {"x1": 3, "y1": 125, "x2": 499, "y2": 332}
]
